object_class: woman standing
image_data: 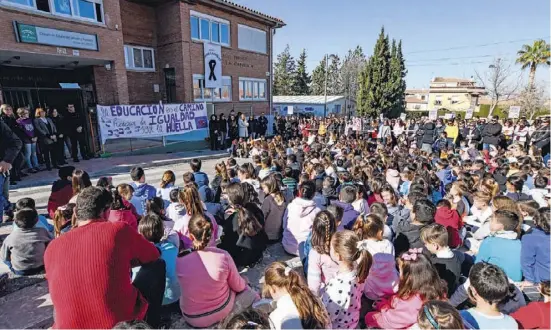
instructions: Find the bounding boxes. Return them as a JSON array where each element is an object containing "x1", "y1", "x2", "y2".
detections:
[
  {"x1": 208, "y1": 114, "x2": 219, "y2": 151},
  {"x1": 228, "y1": 114, "x2": 238, "y2": 142},
  {"x1": 49, "y1": 109, "x2": 67, "y2": 166},
  {"x1": 218, "y1": 113, "x2": 227, "y2": 150},
  {"x1": 33, "y1": 107, "x2": 58, "y2": 171},
  {"x1": 238, "y1": 113, "x2": 249, "y2": 139},
  {"x1": 16, "y1": 108, "x2": 40, "y2": 173},
  {"x1": 379, "y1": 120, "x2": 392, "y2": 146},
  {"x1": 248, "y1": 115, "x2": 257, "y2": 139}
]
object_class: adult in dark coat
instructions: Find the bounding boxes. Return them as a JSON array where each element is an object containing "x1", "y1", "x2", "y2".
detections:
[
  {"x1": 257, "y1": 113, "x2": 268, "y2": 137},
  {"x1": 0, "y1": 120, "x2": 22, "y2": 219},
  {"x1": 462, "y1": 122, "x2": 481, "y2": 146},
  {"x1": 218, "y1": 113, "x2": 227, "y2": 149},
  {"x1": 248, "y1": 116, "x2": 257, "y2": 139},
  {"x1": 420, "y1": 120, "x2": 437, "y2": 153},
  {"x1": 208, "y1": 114, "x2": 219, "y2": 150},
  {"x1": 481, "y1": 115, "x2": 502, "y2": 149},
  {"x1": 0, "y1": 105, "x2": 26, "y2": 183},
  {"x1": 65, "y1": 104, "x2": 89, "y2": 162},
  {"x1": 531, "y1": 117, "x2": 550, "y2": 163},
  {"x1": 228, "y1": 114, "x2": 238, "y2": 142},
  {"x1": 33, "y1": 108, "x2": 59, "y2": 171},
  {"x1": 48, "y1": 109, "x2": 68, "y2": 166}
]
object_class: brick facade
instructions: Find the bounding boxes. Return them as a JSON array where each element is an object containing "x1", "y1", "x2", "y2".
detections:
[{"x1": 0, "y1": 0, "x2": 282, "y2": 115}]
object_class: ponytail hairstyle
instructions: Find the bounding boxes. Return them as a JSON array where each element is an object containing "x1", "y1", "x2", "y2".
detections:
[
  {"x1": 215, "y1": 162, "x2": 229, "y2": 181},
  {"x1": 225, "y1": 182, "x2": 263, "y2": 237},
  {"x1": 146, "y1": 197, "x2": 165, "y2": 217},
  {"x1": 260, "y1": 174, "x2": 284, "y2": 205},
  {"x1": 310, "y1": 211, "x2": 336, "y2": 255},
  {"x1": 331, "y1": 230, "x2": 372, "y2": 284},
  {"x1": 117, "y1": 183, "x2": 134, "y2": 202},
  {"x1": 242, "y1": 182, "x2": 260, "y2": 205},
  {"x1": 179, "y1": 185, "x2": 204, "y2": 216},
  {"x1": 188, "y1": 213, "x2": 213, "y2": 251},
  {"x1": 160, "y1": 170, "x2": 176, "y2": 189},
  {"x1": 352, "y1": 213, "x2": 384, "y2": 241},
  {"x1": 397, "y1": 249, "x2": 447, "y2": 301},
  {"x1": 53, "y1": 203, "x2": 76, "y2": 237},
  {"x1": 263, "y1": 262, "x2": 330, "y2": 329},
  {"x1": 72, "y1": 169, "x2": 91, "y2": 196},
  {"x1": 417, "y1": 300, "x2": 464, "y2": 330}
]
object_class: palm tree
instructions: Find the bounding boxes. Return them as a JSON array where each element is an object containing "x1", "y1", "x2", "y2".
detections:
[{"x1": 516, "y1": 39, "x2": 550, "y2": 90}]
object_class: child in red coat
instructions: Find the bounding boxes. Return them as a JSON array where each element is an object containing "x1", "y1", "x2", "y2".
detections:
[
  {"x1": 435, "y1": 199, "x2": 464, "y2": 248},
  {"x1": 47, "y1": 166, "x2": 75, "y2": 219},
  {"x1": 511, "y1": 281, "x2": 550, "y2": 329}
]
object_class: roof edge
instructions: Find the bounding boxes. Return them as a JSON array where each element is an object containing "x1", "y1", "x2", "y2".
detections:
[{"x1": 205, "y1": 0, "x2": 285, "y2": 27}]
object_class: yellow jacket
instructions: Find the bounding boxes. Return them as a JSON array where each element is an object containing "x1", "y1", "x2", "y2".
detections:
[
  {"x1": 318, "y1": 124, "x2": 326, "y2": 136},
  {"x1": 445, "y1": 125, "x2": 459, "y2": 143}
]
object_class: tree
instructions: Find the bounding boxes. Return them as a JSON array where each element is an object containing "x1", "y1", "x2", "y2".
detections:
[
  {"x1": 327, "y1": 54, "x2": 343, "y2": 95},
  {"x1": 475, "y1": 58, "x2": 521, "y2": 118},
  {"x1": 293, "y1": 49, "x2": 311, "y2": 95},
  {"x1": 341, "y1": 46, "x2": 366, "y2": 114},
  {"x1": 388, "y1": 39, "x2": 407, "y2": 117},
  {"x1": 517, "y1": 82, "x2": 548, "y2": 120},
  {"x1": 516, "y1": 39, "x2": 550, "y2": 90},
  {"x1": 311, "y1": 56, "x2": 327, "y2": 95},
  {"x1": 273, "y1": 45, "x2": 296, "y2": 95},
  {"x1": 356, "y1": 57, "x2": 373, "y2": 116}
]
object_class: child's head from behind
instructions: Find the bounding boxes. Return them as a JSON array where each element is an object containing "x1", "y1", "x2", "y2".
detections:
[
  {"x1": 14, "y1": 208, "x2": 38, "y2": 229},
  {"x1": 298, "y1": 180, "x2": 316, "y2": 200},
  {"x1": 146, "y1": 197, "x2": 165, "y2": 216},
  {"x1": 417, "y1": 300, "x2": 464, "y2": 330},
  {"x1": 58, "y1": 165, "x2": 75, "y2": 181},
  {"x1": 138, "y1": 213, "x2": 164, "y2": 244},
  {"x1": 397, "y1": 249, "x2": 446, "y2": 301},
  {"x1": 473, "y1": 191, "x2": 492, "y2": 210},
  {"x1": 16, "y1": 197, "x2": 36, "y2": 211},
  {"x1": 263, "y1": 262, "x2": 329, "y2": 329},
  {"x1": 490, "y1": 209, "x2": 520, "y2": 233},
  {"x1": 339, "y1": 185, "x2": 357, "y2": 204},
  {"x1": 130, "y1": 167, "x2": 145, "y2": 183},
  {"x1": 326, "y1": 204, "x2": 344, "y2": 227},
  {"x1": 190, "y1": 158, "x2": 202, "y2": 172},
  {"x1": 53, "y1": 203, "x2": 76, "y2": 237},
  {"x1": 468, "y1": 262, "x2": 510, "y2": 308},
  {"x1": 117, "y1": 184, "x2": 134, "y2": 201},
  {"x1": 534, "y1": 207, "x2": 550, "y2": 234},
  {"x1": 369, "y1": 202, "x2": 388, "y2": 221},
  {"x1": 435, "y1": 199, "x2": 452, "y2": 210},
  {"x1": 169, "y1": 188, "x2": 180, "y2": 203},
  {"x1": 420, "y1": 223, "x2": 449, "y2": 255},
  {"x1": 411, "y1": 199, "x2": 436, "y2": 225},
  {"x1": 353, "y1": 214, "x2": 384, "y2": 241},
  {"x1": 219, "y1": 308, "x2": 271, "y2": 329},
  {"x1": 311, "y1": 211, "x2": 336, "y2": 255},
  {"x1": 330, "y1": 230, "x2": 372, "y2": 284},
  {"x1": 188, "y1": 213, "x2": 213, "y2": 250}
]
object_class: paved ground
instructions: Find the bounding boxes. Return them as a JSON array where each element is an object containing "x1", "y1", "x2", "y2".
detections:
[{"x1": 0, "y1": 152, "x2": 300, "y2": 329}]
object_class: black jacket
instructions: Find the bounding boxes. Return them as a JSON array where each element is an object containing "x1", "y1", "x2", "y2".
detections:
[
  {"x1": 531, "y1": 125, "x2": 550, "y2": 150},
  {"x1": 462, "y1": 127, "x2": 481, "y2": 143},
  {"x1": 0, "y1": 114, "x2": 28, "y2": 144},
  {"x1": 481, "y1": 122, "x2": 502, "y2": 146},
  {"x1": 64, "y1": 112, "x2": 85, "y2": 136},
  {"x1": 257, "y1": 116, "x2": 268, "y2": 132},
  {"x1": 219, "y1": 118, "x2": 227, "y2": 133},
  {"x1": 0, "y1": 120, "x2": 23, "y2": 164},
  {"x1": 209, "y1": 119, "x2": 218, "y2": 134},
  {"x1": 421, "y1": 122, "x2": 437, "y2": 144}
]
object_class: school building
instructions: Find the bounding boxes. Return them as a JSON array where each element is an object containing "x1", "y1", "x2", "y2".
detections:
[{"x1": 0, "y1": 0, "x2": 284, "y2": 151}]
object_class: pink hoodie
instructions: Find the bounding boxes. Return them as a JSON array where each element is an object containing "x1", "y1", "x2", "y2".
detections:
[
  {"x1": 365, "y1": 293, "x2": 424, "y2": 329},
  {"x1": 364, "y1": 253, "x2": 399, "y2": 300},
  {"x1": 282, "y1": 198, "x2": 321, "y2": 256}
]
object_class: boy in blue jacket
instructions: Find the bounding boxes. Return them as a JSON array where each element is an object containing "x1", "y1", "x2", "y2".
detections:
[
  {"x1": 476, "y1": 209, "x2": 522, "y2": 282},
  {"x1": 130, "y1": 167, "x2": 156, "y2": 215}
]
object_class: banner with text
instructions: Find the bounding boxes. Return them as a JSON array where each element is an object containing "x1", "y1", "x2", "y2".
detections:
[{"x1": 97, "y1": 103, "x2": 208, "y2": 143}]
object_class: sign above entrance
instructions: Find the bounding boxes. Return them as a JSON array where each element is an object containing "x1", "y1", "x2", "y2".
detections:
[
  {"x1": 203, "y1": 43, "x2": 222, "y2": 89},
  {"x1": 14, "y1": 22, "x2": 99, "y2": 51}
]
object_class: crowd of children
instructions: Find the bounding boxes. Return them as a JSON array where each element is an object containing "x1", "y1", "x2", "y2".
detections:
[{"x1": 0, "y1": 115, "x2": 550, "y2": 329}]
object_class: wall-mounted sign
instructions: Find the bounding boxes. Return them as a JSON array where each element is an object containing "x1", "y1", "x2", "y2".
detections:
[
  {"x1": 203, "y1": 43, "x2": 222, "y2": 89},
  {"x1": 14, "y1": 22, "x2": 99, "y2": 51}
]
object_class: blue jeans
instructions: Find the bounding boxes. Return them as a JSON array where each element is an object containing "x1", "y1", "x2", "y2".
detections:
[
  {"x1": 0, "y1": 174, "x2": 9, "y2": 219},
  {"x1": 3, "y1": 260, "x2": 44, "y2": 276},
  {"x1": 23, "y1": 143, "x2": 39, "y2": 169},
  {"x1": 483, "y1": 143, "x2": 491, "y2": 150}
]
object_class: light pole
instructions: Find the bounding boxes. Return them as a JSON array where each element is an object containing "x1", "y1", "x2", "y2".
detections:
[{"x1": 323, "y1": 54, "x2": 328, "y2": 117}]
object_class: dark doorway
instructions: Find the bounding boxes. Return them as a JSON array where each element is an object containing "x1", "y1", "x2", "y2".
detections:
[{"x1": 164, "y1": 68, "x2": 176, "y2": 103}]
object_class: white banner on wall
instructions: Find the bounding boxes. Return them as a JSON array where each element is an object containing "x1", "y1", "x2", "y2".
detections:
[
  {"x1": 97, "y1": 103, "x2": 208, "y2": 143},
  {"x1": 204, "y1": 43, "x2": 222, "y2": 89}
]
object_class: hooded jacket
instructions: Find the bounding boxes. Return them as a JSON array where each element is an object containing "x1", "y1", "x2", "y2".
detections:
[
  {"x1": 282, "y1": 198, "x2": 321, "y2": 256},
  {"x1": 393, "y1": 220, "x2": 430, "y2": 256},
  {"x1": 364, "y1": 253, "x2": 399, "y2": 300},
  {"x1": 481, "y1": 122, "x2": 502, "y2": 146},
  {"x1": 108, "y1": 199, "x2": 140, "y2": 231},
  {"x1": 436, "y1": 167, "x2": 454, "y2": 187},
  {"x1": 421, "y1": 122, "x2": 436, "y2": 144},
  {"x1": 332, "y1": 200, "x2": 360, "y2": 230},
  {"x1": 193, "y1": 171, "x2": 209, "y2": 189},
  {"x1": 129, "y1": 182, "x2": 156, "y2": 215},
  {"x1": 434, "y1": 206, "x2": 463, "y2": 248}
]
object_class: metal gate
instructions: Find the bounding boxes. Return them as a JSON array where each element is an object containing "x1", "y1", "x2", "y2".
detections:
[{"x1": 1, "y1": 89, "x2": 32, "y2": 109}]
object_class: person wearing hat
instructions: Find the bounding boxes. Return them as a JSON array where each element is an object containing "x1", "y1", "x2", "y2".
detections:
[{"x1": 531, "y1": 117, "x2": 550, "y2": 165}]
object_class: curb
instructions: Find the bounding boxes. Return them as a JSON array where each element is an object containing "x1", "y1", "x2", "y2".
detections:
[{"x1": 12, "y1": 151, "x2": 229, "y2": 190}]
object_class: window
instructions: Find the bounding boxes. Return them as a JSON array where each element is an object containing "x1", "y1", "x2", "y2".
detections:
[
  {"x1": 414, "y1": 104, "x2": 421, "y2": 110},
  {"x1": 239, "y1": 78, "x2": 267, "y2": 101},
  {"x1": 193, "y1": 74, "x2": 231, "y2": 102},
  {"x1": 124, "y1": 45, "x2": 155, "y2": 71},
  {"x1": 190, "y1": 11, "x2": 230, "y2": 46},
  {"x1": 451, "y1": 95, "x2": 459, "y2": 104},
  {"x1": 434, "y1": 95, "x2": 442, "y2": 106},
  {"x1": 238, "y1": 24, "x2": 267, "y2": 53},
  {"x1": 2, "y1": 0, "x2": 104, "y2": 23}
]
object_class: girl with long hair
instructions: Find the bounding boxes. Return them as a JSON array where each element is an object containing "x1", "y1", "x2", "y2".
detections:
[
  {"x1": 52, "y1": 203, "x2": 76, "y2": 237},
  {"x1": 211, "y1": 162, "x2": 229, "y2": 202},
  {"x1": 306, "y1": 210, "x2": 339, "y2": 294},
  {"x1": 264, "y1": 262, "x2": 330, "y2": 329},
  {"x1": 176, "y1": 214, "x2": 258, "y2": 328},
  {"x1": 108, "y1": 187, "x2": 140, "y2": 231},
  {"x1": 260, "y1": 174, "x2": 287, "y2": 242},
  {"x1": 219, "y1": 182, "x2": 267, "y2": 267},
  {"x1": 321, "y1": 230, "x2": 372, "y2": 329},
  {"x1": 365, "y1": 249, "x2": 447, "y2": 329},
  {"x1": 69, "y1": 169, "x2": 91, "y2": 203},
  {"x1": 156, "y1": 170, "x2": 178, "y2": 209}
]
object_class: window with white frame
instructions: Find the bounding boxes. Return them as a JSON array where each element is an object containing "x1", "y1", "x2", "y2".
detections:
[
  {"x1": 190, "y1": 11, "x2": 230, "y2": 46},
  {"x1": 124, "y1": 45, "x2": 155, "y2": 71},
  {"x1": 193, "y1": 74, "x2": 231, "y2": 102},
  {"x1": 2, "y1": 0, "x2": 104, "y2": 23},
  {"x1": 239, "y1": 78, "x2": 266, "y2": 101},
  {"x1": 238, "y1": 24, "x2": 266, "y2": 53}
]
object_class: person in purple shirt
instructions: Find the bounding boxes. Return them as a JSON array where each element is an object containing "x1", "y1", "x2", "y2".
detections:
[{"x1": 16, "y1": 108, "x2": 40, "y2": 173}]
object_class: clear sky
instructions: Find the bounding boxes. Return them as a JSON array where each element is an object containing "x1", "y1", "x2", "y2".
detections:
[{"x1": 234, "y1": 0, "x2": 550, "y2": 90}]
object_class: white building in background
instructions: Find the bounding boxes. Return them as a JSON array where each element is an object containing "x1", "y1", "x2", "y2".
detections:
[
  {"x1": 405, "y1": 89, "x2": 430, "y2": 111},
  {"x1": 273, "y1": 95, "x2": 355, "y2": 117}
]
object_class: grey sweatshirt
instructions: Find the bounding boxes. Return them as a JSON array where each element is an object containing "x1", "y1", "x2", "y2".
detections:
[{"x1": 1, "y1": 227, "x2": 51, "y2": 271}]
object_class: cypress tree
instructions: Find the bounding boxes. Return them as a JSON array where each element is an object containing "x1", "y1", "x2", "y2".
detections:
[{"x1": 294, "y1": 49, "x2": 311, "y2": 95}]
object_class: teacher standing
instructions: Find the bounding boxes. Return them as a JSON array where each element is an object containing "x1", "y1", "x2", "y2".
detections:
[{"x1": 238, "y1": 113, "x2": 249, "y2": 138}]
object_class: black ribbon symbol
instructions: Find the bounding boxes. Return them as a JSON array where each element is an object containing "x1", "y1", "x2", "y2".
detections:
[{"x1": 208, "y1": 60, "x2": 217, "y2": 81}]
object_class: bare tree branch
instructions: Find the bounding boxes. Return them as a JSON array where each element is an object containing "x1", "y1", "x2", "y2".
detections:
[{"x1": 475, "y1": 58, "x2": 522, "y2": 117}]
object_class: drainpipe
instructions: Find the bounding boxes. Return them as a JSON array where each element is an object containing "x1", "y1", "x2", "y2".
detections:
[{"x1": 269, "y1": 27, "x2": 274, "y2": 124}]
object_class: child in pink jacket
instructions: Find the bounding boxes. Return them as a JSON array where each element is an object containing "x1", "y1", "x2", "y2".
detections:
[{"x1": 365, "y1": 249, "x2": 447, "y2": 329}]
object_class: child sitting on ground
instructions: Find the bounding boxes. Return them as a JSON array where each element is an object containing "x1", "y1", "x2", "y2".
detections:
[
  {"x1": 47, "y1": 166, "x2": 75, "y2": 218},
  {"x1": 129, "y1": 167, "x2": 157, "y2": 216},
  {"x1": 353, "y1": 214, "x2": 398, "y2": 301},
  {"x1": 365, "y1": 249, "x2": 447, "y2": 329},
  {"x1": 282, "y1": 167, "x2": 298, "y2": 195},
  {"x1": 306, "y1": 211, "x2": 339, "y2": 295},
  {"x1": 416, "y1": 300, "x2": 465, "y2": 330},
  {"x1": 421, "y1": 223, "x2": 465, "y2": 297},
  {"x1": 108, "y1": 188, "x2": 140, "y2": 231},
  {"x1": 146, "y1": 197, "x2": 178, "y2": 248},
  {"x1": 434, "y1": 199, "x2": 463, "y2": 248},
  {"x1": 459, "y1": 262, "x2": 518, "y2": 329},
  {"x1": 369, "y1": 202, "x2": 394, "y2": 240},
  {"x1": 476, "y1": 209, "x2": 522, "y2": 282},
  {"x1": 52, "y1": 203, "x2": 76, "y2": 237},
  {"x1": 1, "y1": 208, "x2": 52, "y2": 275},
  {"x1": 13, "y1": 198, "x2": 54, "y2": 235},
  {"x1": 511, "y1": 281, "x2": 550, "y2": 329},
  {"x1": 394, "y1": 198, "x2": 436, "y2": 256}
]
